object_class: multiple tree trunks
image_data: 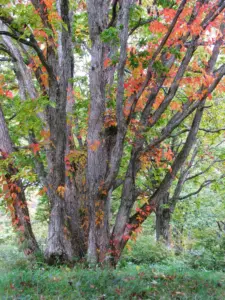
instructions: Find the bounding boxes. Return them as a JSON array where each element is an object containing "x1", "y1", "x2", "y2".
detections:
[{"x1": 0, "y1": 0, "x2": 225, "y2": 266}]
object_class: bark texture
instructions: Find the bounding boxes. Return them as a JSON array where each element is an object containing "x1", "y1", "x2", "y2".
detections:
[
  {"x1": 156, "y1": 193, "x2": 171, "y2": 247},
  {"x1": 0, "y1": 106, "x2": 39, "y2": 254}
]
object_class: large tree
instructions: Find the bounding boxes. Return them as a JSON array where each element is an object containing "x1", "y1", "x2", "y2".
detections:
[{"x1": 1, "y1": 0, "x2": 225, "y2": 265}]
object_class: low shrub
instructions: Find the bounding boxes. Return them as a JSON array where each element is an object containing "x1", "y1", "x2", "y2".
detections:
[
  {"x1": 121, "y1": 235, "x2": 175, "y2": 265},
  {"x1": 183, "y1": 229, "x2": 225, "y2": 271}
]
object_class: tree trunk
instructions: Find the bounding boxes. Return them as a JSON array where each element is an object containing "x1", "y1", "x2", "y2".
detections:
[
  {"x1": 0, "y1": 106, "x2": 39, "y2": 255},
  {"x1": 85, "y1": 0, "x2": 112, "y2": 264},
  {"x1": 42, "y1": 0, "x2": 86, "y2": 263},
  {"x1": 86, "y1": 0, "x2": 133, "y2": 264},
  {"x1": 155, "y1": 192, "x2": 171, "y2": 247},
  {"x1": 6, "y1": 175, "x2": 40, "y2": 255},
  {"x1": 64, "y1": 167, "x2": 88, "y2": 259},
  {"x1": 173, "y1": 226, "x2": 184, "y2": 253}
]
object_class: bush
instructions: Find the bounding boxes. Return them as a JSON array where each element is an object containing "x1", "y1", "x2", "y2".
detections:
[
  {"x1": 183, "y1": 248, "x2": 225, "y2": 271},
  {"x1": 120, "y1": 229, "x2": 225, "y2": 271},
  {"x1": 0, "y1": 244, "x2": 29, "y2": 271},
  {"x1": 121, "y1": 235, "x2": 175, "y2": 265},
  {"x1": 181, "y1": 229, "x2": 225, "y2": 271}
]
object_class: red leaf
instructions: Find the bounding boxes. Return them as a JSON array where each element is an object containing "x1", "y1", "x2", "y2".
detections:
[
  {"x1": 30, "y1": 143, "x2": 40, "y2": 155},
  {"x1": 104, "y1": 57, "x2": 111, "y2": 68},
  {"x1": 122, "y1": 235, "x2": 130, "y2": 241},
  {"x1": 5, "y1": 91, "x2": 13, "y2": 98},
  {"x1": 149, "y1": 21, "x2": 167, "y2": 35}
]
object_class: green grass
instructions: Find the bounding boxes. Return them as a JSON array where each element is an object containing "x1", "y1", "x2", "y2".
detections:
[
  {"x1": 1, "y1": 245, "x2": 225, "y2": 300},
  {"x1": 1, "y1": 264, "x2": 225, "y2": 299}
]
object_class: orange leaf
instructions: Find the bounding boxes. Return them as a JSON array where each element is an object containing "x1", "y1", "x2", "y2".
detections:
[
  {"x1": 104, "y1": 57, "x2": 111, "y2": 68},
  {"x1": 11, "y1": 193, "x2": 17, "y2": 200},
  {"x1": 30, "y1": 143, "x2": 40, "y2": 155},
  {"x1": 88, "y1": 140, "x2": 101, "y2": 151},
  {"x1": 44, "y1": 0, "x2": 54, "y2": 9},
  {"x1": 170, "y1": 102, "x2": 182, "y2": 112},
  {"x1": 149, "y1": 21, "x2": 167, "y2": 35},
  {"x1": 164, "y1": 148, "x2": 174, "y2": 161},
  {"x1": 3, "y1": 184, "x2": 8, "y2": 193},
  {"x1": 57, "y1": 186, "x2": 65, "y2": 197},
  {"x1": 122, "y1": 235, "x2": 130, "y2": 241}
]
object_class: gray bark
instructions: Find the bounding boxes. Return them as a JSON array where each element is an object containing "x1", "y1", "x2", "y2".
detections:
[
  {"x1": 86, "y1": 0, "x2": 134, "y2": 263},
  {"x1": 44, "y1": 0, "x2": 82, "y2": 263},
  {"x1": 1, "y1": 3, "x2": 84, "y2": 263},
  {"x1": 0, "y1": 106, "x2": 39, "y2": 254},
  {"x1": 155, "y1": 192, "x2": 171, "y2": 247}
]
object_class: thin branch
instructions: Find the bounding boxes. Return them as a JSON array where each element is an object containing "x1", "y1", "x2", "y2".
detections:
[
  {"x1": 107, "y1": 0, "x2": 119, "y2": 28},
  {"x1": 170, "y1": 129, "x2": 189, "y2": 137},
  {"x1": 178, "y1": 180, "x2": 213, "y2": 200},
  {"x1": 0, "y1": 57, "x2": 12, "y2": 62},
  {"x1": 129, "y1": 102, "x2": 205, "y2": 228},
  {"x1": 6, "y1": 113, "x2": 17, "y2": 121},
  {"x1": 171, "y1": 126, "x2": 225, "y2": 137},
  {"x1": 129, "y1": 17, "x2": 155, "y2": 35},
  {"x1": 199, "y1": 127, "x2": 225, "y2": 133},
  {"x1": 186, "y1": 159, "x2": 225, "y2": 181},
  {"x1": 179, "y1": 173, "x2": 225, "y2": 200}
]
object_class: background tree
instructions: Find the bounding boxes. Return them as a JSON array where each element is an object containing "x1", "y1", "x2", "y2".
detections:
[
  {"x1": 155, "y1": 135, "x2": 225, "y2": 247},
  {"x1": 0, "y1": 0, "x2": 225, "y2": 265}
]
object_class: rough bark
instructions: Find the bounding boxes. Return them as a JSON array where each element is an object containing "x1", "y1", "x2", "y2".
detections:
[
  {"x1": 155, "y1": 192, "x2": 171, "y2": 247},
  {"x1": 44, "y1": 0, "x2": 81, "y2": 263},
  {"x1": 86, "y1": 0, "x2": 133, "y2": 263},
  {"x1": 0, "y1": 106, "x2": 39, "y2": 255},
  {"x1": 1, "y1": 3, "x2": 81, "y2": 263}
]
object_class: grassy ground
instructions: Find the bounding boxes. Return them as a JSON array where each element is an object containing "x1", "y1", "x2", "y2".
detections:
[{"x1": 1, "y1": 245, "x2": 225, "y2": 299}]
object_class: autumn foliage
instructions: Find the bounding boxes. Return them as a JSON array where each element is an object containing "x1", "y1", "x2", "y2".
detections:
[{"x1": 0, "y1": 0, "x2": 225, "y2": 265}]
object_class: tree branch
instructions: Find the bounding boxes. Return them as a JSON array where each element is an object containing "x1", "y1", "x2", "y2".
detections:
[
  {"x1": 107, "y1": 0, "x2": 119, "y2": 28},
  {"x1": 127, "y1": 0, "x2": 188, "y2": 123},
  {"x1": 0, "y1": 57, "x2": 12, "y2": 62},
  {"x1": 0, "y1": 31, "x2": 53, "y2": 77},
  {"x1": 186, "y1": 159, "x2": 225, "y2": 181},
  {"x1": 128, "y1": 101, "x2": 205, "y2": 232},
  {"x1": 199, "y1": 127, "x2": 225, "y2": 133},
  {"x1": 129, "y1": 17, "x2": 155, "y2": 35},
  {"x1": 178, "y1": 180, "x2": 213, "y2": 200}
]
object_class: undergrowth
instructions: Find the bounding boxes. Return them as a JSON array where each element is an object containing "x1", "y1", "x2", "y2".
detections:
[{"x1": 0, "y1": 244, "x2": 225, "y2": 299}]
